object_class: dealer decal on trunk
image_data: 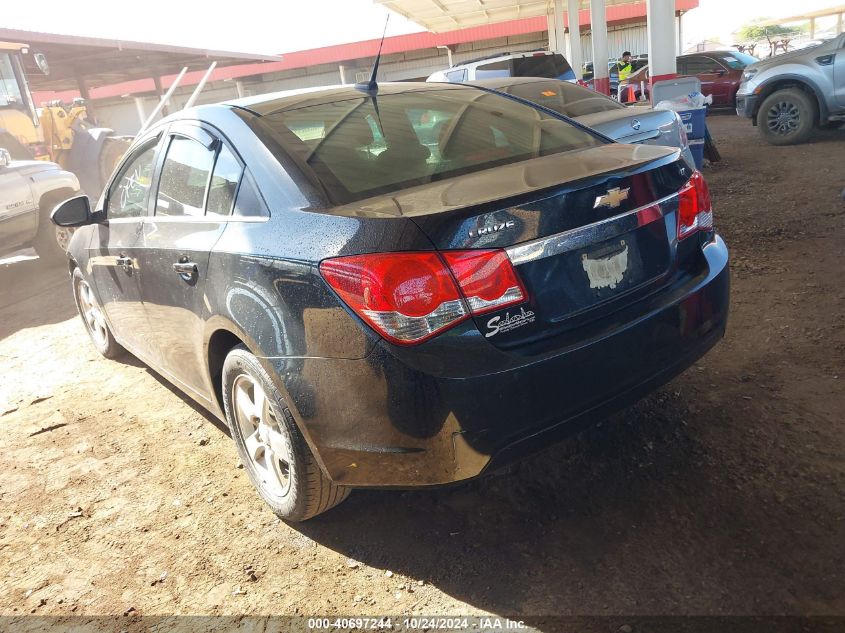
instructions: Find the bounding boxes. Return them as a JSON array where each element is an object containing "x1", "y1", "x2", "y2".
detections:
[{"x1": 485, "y1": 307, "x2": 536, "y2": 338}]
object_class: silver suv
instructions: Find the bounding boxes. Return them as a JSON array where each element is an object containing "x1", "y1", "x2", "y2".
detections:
[
  {"x1": 0, "y1": 148, "x2": 80, "y2": 262},
  {"x1": 427, "y1": 50, "x2": 576, "y2": 83},
  {"x1": 736, "y1": 34, "x2": 845, "y2": 145}
]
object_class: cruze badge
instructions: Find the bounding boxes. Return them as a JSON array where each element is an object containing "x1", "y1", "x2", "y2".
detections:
[
  {"x1": 469, "y1": 220, "x2": 515, "y2": 238},
  {"x1": 594, "y1": 187, "x2": 630, "y2": 209}
]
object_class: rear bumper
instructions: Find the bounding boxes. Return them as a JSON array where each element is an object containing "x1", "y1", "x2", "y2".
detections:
[
  {"x1": 270, "y1": 236, "x2": 730, "y2": 488},
  {"x1": 736, "y1": 93, "x2": 758, "y2": 119}
]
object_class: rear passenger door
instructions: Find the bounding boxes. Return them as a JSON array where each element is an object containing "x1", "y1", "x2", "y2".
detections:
[{"x1": 136, "y1": 123, "x2": 242, "y2": 399}]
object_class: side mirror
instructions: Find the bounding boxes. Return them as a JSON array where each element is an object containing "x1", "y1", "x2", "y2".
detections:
[
  {"x1": 0, "y1": 148, "x2": 11, "y2": 168},
  {"x1": 51, "y1": 195, "x2": 93, "y2": 227}
]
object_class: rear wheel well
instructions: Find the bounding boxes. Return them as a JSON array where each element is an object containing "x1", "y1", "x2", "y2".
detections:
[
  {"x1": 754, "y1": 81, "x2": 821, "y2": 122},
  {"x1": 207, "y1": 329, "x2": 246, "y2": 413}
]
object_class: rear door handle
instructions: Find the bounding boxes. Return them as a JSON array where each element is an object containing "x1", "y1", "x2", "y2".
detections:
[{"x1": 172, "y1": 260, "x2": 198, "y2": 279}]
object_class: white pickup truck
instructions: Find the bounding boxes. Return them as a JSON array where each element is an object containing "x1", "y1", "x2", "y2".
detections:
[{"x1": 0, "y1": 148, "x2": 80, "y2": 263}]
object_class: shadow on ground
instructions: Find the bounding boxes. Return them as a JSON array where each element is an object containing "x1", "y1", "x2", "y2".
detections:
[
  {"x1": 290, "y1": 389, "x2": 841, "y2": 616},
  {"x1": 0, "y1": 256, "x2": 76, "y2": 340}
]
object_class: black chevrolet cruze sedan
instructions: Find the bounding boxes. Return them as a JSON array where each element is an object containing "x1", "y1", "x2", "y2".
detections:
[{"x1": 52, "y1": 82, "x2": 729, "y2": 520}]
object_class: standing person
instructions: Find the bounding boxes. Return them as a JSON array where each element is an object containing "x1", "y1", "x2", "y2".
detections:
[{"x1": 617, "y1": 51, "x2": 634, "y2": 82}]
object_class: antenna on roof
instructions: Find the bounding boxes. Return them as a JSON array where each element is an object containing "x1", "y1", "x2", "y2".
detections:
[{"x1": 356, "y1": 14, "x2": 390, "y2": 94}]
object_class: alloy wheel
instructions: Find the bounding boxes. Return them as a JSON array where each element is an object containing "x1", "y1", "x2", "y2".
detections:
[
  {"x1": 77, "y1": 279, "x2": 109, "y2": 348},
  {"x1": 55, "y1": 226, "x2": 74, "y2": 252},
  {"x1": 232, "y1": 374, "x2": 293, "y2": 498},
  {"x1": 766, "y1": 100, "x2": 800, "y2": 136}
]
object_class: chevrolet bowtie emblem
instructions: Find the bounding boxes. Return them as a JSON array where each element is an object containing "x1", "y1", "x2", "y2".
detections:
[{"x1": 594, "y1": 187, "x2": 630, "y2": 209}]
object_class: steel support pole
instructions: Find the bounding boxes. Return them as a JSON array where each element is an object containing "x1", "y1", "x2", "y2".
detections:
[
  {"x1": 566, "y1": 0, "x2": 584, "y2": 81},
  {"x1": 437, "y1": 45, "x2": 454, "y2": 67},
  {"x1": 133, "y1": 97, "x2": 146, "y2": 127},
  {"x1": 547, "y1": 12, "x2": 558, "y2": 53},
  {"x1": 553, "y1": 0, "x2": 566, "y2": 55},
  {"x1": 184, "y1": 62, "x2": 217, "y2": 110},
  {"x1": 677, "y1": 11, "x2": 684, "y2": 55},
  {"x1": 76, "y1": 73, "x2": 97, "y2": 124},
  {"x1": 647, "y1": 0, "x2": 678, "y2": 90},
  {"x1": 590, "y1": 0, "x2": 610, "y2": 95},
  {"x1": 138, "y1": 66, "x2": 187, "y2": 135},
  {"x1": 152, "y1": 75, "x2": 169, "y2": 117}
]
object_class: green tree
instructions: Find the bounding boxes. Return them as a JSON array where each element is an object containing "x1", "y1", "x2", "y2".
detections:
[{"x1": 739, "y1": 21, "x2": 801, "y2": 56}]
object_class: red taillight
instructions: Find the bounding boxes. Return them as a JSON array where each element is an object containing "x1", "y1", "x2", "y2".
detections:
[
  {"x1": 320, "y1": 250, "x2": 526, "y2": 345},
  {"x1": 441, "y1": 250, "x2": 526, "y2": 315},
  {"x1": 677, "y1": 170, "x2": 714, "y2": 240}
]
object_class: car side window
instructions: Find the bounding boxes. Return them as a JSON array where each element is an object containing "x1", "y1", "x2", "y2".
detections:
[
  {"x1": 685, "y1": 56, "x2": 718, "y2": 74},
  {"x1": 445, "y1": 68, "x2": 467, "y2": 82},
  {"x1": 474, "y1": 59, "x2": 512, "y2": 79},
  {"x1": 155, "y1": 136, "x2": 215, "y2": 217},
  {"x1": 206, "y1": 145, "x2": 243, "y2": 217},
  {"x1": 107, "y1": 142, "x2": 158, "y2": 219},
  {"x1": 232, "y1": 171, "x2": 269, "y2": 218}
]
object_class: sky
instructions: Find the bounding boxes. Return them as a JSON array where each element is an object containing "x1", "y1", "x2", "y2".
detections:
[{"x1": 2, "y1": 0, "x2": 843, "y2": 55}]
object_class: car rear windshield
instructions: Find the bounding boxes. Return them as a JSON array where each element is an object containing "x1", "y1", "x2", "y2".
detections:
[
  {"x1": 475, "y1": 54, "x2": 573, "y2": 80},
  {"x1": 495, "y1": 80, "x2": 625, "y2": 117},
  {"x1": 250, "y1": 88, "x2": 604, "y2": 205}
]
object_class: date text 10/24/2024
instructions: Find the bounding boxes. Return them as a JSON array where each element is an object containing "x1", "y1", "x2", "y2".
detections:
[{"x1": 307, "y1": 617, "x2": 528, "y2": 630}]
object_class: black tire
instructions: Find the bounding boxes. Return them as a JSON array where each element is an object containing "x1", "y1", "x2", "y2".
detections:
[
  {"x1": 756, "y1": 88, "x2": 816, "y2": 146},
  {"x1": 704, "y1": 126, "x2": 721, "y2": 163},
  {"x1": 222, "y1": 345, "x2": 350, "y2": 521},
  {"x1": 0, "y1": 129, "x2": 34, "y2": 160},
  {"x1": 71, "y1": 267, "x2": 124, "y2": 359}
]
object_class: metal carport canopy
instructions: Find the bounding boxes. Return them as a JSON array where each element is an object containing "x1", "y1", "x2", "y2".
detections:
[
  {"x1": 374, "y1": 0, "x2": 683, "y2": 96},
  {"x1": 374, "y1": 0, "x2": 642, "y2": 33},
  {"x1": 0, "y1": 28, "x2": 281, "y2": 93}
]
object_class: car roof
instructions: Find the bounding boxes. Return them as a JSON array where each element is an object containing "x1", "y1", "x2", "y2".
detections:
[
  {"x1": 222, "y1": 81, "x2": 470, "y2": 116},
  {"x1": 446, "y1": 49, "x2": 557, "y2": 70},
  {"x1": 468, "y1": 76, "x2": 577, "y2": 89},
  {"x1": 678, "y1": 50, "x2": 740, "y2": 57}
]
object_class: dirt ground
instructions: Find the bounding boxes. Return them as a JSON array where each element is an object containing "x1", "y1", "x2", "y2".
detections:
[{"x1": 0, "y1": 115, "x2": 843, "y2": 626}]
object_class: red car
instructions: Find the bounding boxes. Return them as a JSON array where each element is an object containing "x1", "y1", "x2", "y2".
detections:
[{"x1": 619, "y1": 51, "x2": 759, "y2": 107}]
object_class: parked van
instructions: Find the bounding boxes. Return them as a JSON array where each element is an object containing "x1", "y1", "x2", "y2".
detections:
[{"x1": 427, "y1": 50, "x2": 576, "y2": 83}]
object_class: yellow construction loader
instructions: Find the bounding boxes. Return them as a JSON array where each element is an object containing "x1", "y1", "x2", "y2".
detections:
[{"x1": 0, "y1": 41, "x2": 130, "y2": 197}]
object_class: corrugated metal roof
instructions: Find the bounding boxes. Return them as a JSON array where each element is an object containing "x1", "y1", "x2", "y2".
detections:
[
  {"x1": 0, "y1": 28, "x2": 281, "y2": 91},
  {"x1": 30, "y1": 0, "x2": 697, "y2": 103},
  {"x1": 758, "y1": 4, "x2": 845, "y2": 25}
]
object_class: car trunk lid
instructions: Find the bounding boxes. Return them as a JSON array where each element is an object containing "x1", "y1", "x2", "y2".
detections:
[
  {"x1": 573, "y1": 108, "x2": 679, "y2": 145},
  {"x1": 399, "y1": 144, "x2": 693, "y2": 346}
]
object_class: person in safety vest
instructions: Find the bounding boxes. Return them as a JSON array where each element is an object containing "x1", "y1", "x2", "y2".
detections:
[{"x1": 617, "y1": 51, "x2": 634, "y2": 82}]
